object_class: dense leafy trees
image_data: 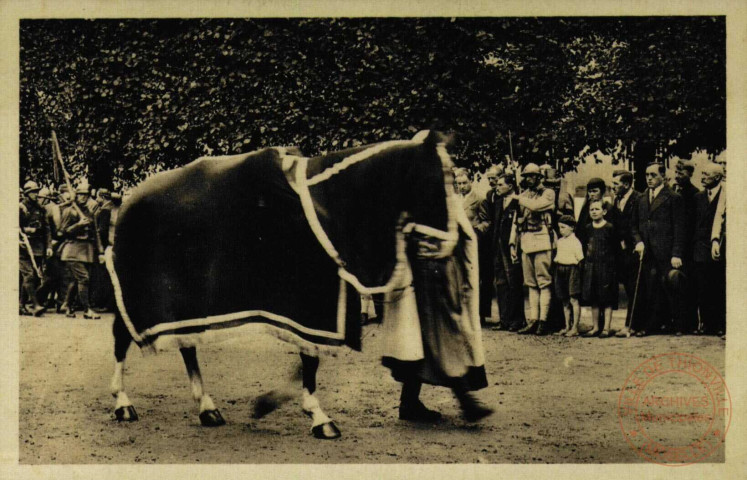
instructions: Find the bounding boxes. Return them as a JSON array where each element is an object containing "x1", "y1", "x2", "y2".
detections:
[{"x1": 20, "y1": 17, "x2": 724, "y2": 189}]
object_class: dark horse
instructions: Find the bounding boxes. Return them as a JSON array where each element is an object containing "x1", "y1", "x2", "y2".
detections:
[{"x1": 105, "y1": 130, "x2": 479, "y2": 438}]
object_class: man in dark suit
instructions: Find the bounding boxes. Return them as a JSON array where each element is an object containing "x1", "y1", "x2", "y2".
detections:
[
  {"x1": 475, "y1": 173, "x2": 525, "y2": 331},
  {"x1": 631, "y1": 163, "x2": 686, "y2": 336},
  {"x1": 611, "y1": 170, "x2": 643, "y2": 337},
  {"x1": 673, "y1": 159, "x2": 700, "y2": 333},
  {"x1": 692, "y1": 162, "x2": 726, "y2": 336}
]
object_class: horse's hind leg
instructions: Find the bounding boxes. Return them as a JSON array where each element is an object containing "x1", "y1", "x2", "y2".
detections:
[
  {"x1": 300, "y1": 353, "x2": 341, "y2": 439},
  {"x1": 111, "y1": 312, "x2": 138, "y2": 422},
  {"x1": 180, "y1": 347, "x2": 225, "y2": 427}
]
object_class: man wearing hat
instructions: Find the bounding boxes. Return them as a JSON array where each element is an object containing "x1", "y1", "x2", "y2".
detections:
[
  {"x1": 19, "y1": 181, "x2": 51, "y2": 316},
  {"x1": 59, "y1": 184, "x2": 102, "y2": 319},
  {"x1": 509, "y1": 163, "x2": 556, "y2": 335},
  {"x1": 631, "y1": 162, "x2": 686, "y2": 336}
]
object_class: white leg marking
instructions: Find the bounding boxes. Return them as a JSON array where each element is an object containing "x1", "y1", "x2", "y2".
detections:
[
  {"x1": 200, "y1": 395, "x2": 216, "y2": 413},
  {"x1": 110, "y1": 361, "x2": 124, "y2": 397},
  {"x1": 115, "y1": 391, "x2": 132, "y2": 409},
  {"x1": 302, "y1": 388, "x2": 332, "y2": 427},
  {"x1": 190, "y1": 370, "x2": 205, "y2": 404}
]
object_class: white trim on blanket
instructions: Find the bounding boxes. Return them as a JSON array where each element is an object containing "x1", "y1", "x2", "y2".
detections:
[
  {"x1": 104, "y1": 247, "x2": 143, "y2": 344},
  {"x1": 307, "y1": 140, "x2": 415, "y2": 186},
  {"x1": 150, "y1": 322, "x2": 341, "y2": 357},
  {"x1": 296, "y1": 159, "x2": 413, "y2": 295},
  {"x1": 140, "y1": 308, "x2": 345, "y2": 340}
]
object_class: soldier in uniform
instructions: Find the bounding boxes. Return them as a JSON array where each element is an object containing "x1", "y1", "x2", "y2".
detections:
[
  {"x1": 59, "y1": 185, "x2": 102, "y2": 319},
  {"x1": 509, "y1": 163, "x2": 556, "y2": 336},
  {"x1": 19, "y1": 181, "x2": 51, "y2": 316}
]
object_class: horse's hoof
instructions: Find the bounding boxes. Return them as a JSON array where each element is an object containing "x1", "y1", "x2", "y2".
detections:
[
  {"x1": 199, "y1": 409, "x2": 226, "y2": 427},
  {"x1": 115, "y1": 406, "x2": 139, "y2": 422},
  {"x1": 311, "y1": 421, "x2": 341, "y2": 439}
]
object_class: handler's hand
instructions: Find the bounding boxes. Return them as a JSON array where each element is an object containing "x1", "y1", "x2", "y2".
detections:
[
  {"x1": 46, "y1": 248, "x2": 53, "y2": 257},
  {"x1": 510, "y1": 245, "x2": 518, "y2": 263},
  {"x1": 671, "y1": 257, "x2": 682, "y2": 269},
  {"x1": 79, "y1": 217, "x2": 91, "y2": 226},
  {"x1": 711, "y1": 240, "x2": 721, "y2": 261},
  {"x1": 634, "y1": 242, "x2": 645, "y2": 259},
  {"x1": 98, "y1": 254, "x2": 106, "y2": 264}
]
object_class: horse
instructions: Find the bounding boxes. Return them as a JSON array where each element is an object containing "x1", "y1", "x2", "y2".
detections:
[{"x1": 104, "y1": 130, "x2": 482, "y2": 439}]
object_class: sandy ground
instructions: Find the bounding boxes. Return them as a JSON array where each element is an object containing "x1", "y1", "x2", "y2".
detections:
[{"x1": 19, "y1": 310, "x2": 726, "y2": 464}]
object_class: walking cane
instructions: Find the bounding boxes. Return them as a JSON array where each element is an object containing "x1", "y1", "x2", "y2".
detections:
[
  {"x1": 20, "y1": 231, "x2": 44, "y2": 279},
  {"x1": 626, "y1": 253, "x2": 644, "y2": 338}
]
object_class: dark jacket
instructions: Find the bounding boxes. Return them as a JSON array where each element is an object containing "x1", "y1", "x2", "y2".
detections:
[
  {"x1": 675, "y1": 179, "x2": 700, "y2": 260},
  {"x1": 692, "y1": 187, "x2": 722, "y2": 263},
  {"x1": 59, "y1": 203, "x2": 99, "y2": 263},
  {"x1": 612, "y1": 189, "x2": 643, "y2": 253},
  {"x1": 476, "y1": 190, "x2": 520, "y2": 276},
  {"x1": 631, "y1": 185, "x2": 685, "y2": 268},
  {"x1": 20, "y1": 199, "x2": 51, "y2": 256},
  {"x1": 576, "y1": 196, "x2": 621, "y2": 252}
]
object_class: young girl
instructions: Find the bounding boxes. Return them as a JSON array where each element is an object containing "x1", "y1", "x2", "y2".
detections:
[
  {"x1": 582, "y1": 200, "x2": 619, "y2": 337},
  {"x1": 553, "y1": 215, "x2": 584, "y2": 337}
]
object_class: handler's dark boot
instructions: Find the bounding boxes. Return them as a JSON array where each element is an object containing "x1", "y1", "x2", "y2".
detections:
[
  {"x1": 399, "y1": 381, "x2": 442, "y2": 423},
  {"x1": 517, "y1": 320, "x2": 537, "y2": 335},
  {"x1": 399, "y1": 401, "x2": 442, "y2": 423},
  {"x1": 535, "y1": 321, "x2": 549, "y2": 336},
  {"x1": 454, "y1": 389, "x2": 493, "y2": 422}
]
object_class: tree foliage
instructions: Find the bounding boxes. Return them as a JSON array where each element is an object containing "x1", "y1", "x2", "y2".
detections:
[{"x1": 20, "y1": 17, "x2": 725, "y2": 189}]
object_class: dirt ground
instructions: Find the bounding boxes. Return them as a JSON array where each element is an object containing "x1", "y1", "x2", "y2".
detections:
[{"x1": 19, "y1": 310, "x2": 725, "y2": 464}]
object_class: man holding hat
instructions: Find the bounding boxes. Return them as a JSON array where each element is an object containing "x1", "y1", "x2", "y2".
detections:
[
  {"x1": 631, "y1": 162, "x2": 686, "y2": 336},
  {"x1": 509, "y1": 163, "x2": 556, "y2": 335},
  {"x1": 59, "y1": 184, "x2": 102, "y2": 319},
  {"x1": 19, "y1": 180, "x2": 51, "y2": 316}
]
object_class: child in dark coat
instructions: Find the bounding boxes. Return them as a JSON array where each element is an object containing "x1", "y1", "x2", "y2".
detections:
[{"x1": 582, "y1": 200, "x2": 620, "y2": 337}]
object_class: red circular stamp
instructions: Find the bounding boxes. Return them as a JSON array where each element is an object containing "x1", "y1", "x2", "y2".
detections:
[{"x1": 618, "y1": 353, "x2": 731, "y2": 466}]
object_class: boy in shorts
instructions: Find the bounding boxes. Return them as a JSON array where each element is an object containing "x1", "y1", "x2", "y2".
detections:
[{"x1": 553, "y1": 215, "x2": 584, "y2": 336}]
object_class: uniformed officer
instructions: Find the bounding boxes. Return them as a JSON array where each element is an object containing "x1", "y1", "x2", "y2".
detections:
[
  {"x1": 59, "y1": 185, "x2": 102, "y2": 319},
  {"x1": 509, "y1": 163, "x2": 556, "y2": 335},
  {"x1": 19, "y1": 181, "x2": 51, "y2": 316}
]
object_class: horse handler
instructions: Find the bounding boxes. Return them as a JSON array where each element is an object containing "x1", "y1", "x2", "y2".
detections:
[{"x1": 381, "y1": 215, "x2": 493, "y2": 423}]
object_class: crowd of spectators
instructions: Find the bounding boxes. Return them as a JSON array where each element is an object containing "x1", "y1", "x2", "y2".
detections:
[{"x1": 455, "y1": 158, "x2": 726, "y2": 339}]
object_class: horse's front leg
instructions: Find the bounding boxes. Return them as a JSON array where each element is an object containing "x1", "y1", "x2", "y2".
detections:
[
  {"x1": 180, "y1": 347, "x2": 225, "y2": 427},
  {"x1": 111, "y1": 312, "x2": 138, "y2": 422},
  {"x1": 301, "y1": 353, "x2": 341, "y2": 439}
]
